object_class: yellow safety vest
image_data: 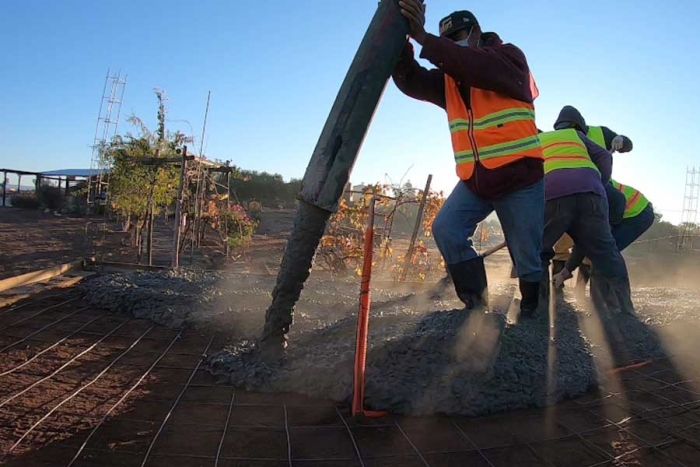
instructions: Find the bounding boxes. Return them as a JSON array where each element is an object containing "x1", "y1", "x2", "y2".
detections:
[
  {"x1": 610, "y1": 179, "x2": 649, "y2": 218},
  {"x1": 586, "y1": 126, "x2": 606, "y2": 149},
  {"x1": 539, "y1": 129, "x2": 600, "y2": 175}
]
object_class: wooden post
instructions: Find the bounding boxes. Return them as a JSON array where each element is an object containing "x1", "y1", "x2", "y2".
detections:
[
  {"x1": 17, "y1": 174, "x2": 21, "y2": 193},
  {"x1": 147, "y1": 200, "x2": 154, "y2": 266},
  {"x1": 2, "y1": 171, "x2": 7, "y2": 207},
  {"x1": 171, "y1": 146, "x2": 188, "y2": 268},
  {"x1": 224, "y1": 170, "x2": 231, "y2": 259},
  {"x1": 399, "y1": 174, "x2": 432, "y2": 281}
]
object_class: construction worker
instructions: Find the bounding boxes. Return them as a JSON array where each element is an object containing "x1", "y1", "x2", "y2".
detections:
[
  {"x1": 553, "y1": 180, "x2": 654, "y2": 312},
  {"x1": 538, "y1": 128, "x2": 635, "y2": 316},
  {"x1": 553, "y1": 105, "x2": 633, "y2": 153},
  {"x1": 394, "y1": 2, "x2": 544, "y2": 315},
  {"x1": 551, "y1": 106, "x2": 631, "y2": 294}
]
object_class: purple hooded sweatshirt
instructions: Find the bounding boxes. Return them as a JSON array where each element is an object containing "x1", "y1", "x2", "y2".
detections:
[{"x1": 544, "y1": 130, "x2": 613, "y2": 201}]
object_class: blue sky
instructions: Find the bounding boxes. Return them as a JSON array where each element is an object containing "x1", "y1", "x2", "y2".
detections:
[{"x1": 1, "y1": 0, "x2": 697, "y2": 223}]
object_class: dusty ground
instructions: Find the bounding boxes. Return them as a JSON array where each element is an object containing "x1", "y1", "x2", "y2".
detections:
[
  {"x1": 1, "y1": 280, "x2": 700, "y2": 466},
  {"x1": 0, "y1": 209, "x2": 91, "y2": 279}
]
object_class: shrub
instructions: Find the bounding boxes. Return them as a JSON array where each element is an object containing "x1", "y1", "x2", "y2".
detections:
[
  {"x1": 224, "y1": 204, "x2": 257, "y2": 248},
  {"x1": 11, "y1": 195, "x2": 40, "y2": 210},
  {"x1": 37, "y1": 185, "x2": 64, "y2": 210}
]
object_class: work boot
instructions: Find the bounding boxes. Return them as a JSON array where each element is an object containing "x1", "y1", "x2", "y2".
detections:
[
  {"x1": 607, "y1": 275, "x2": 636, "y2": 316},
  {"x1": 446, "y1": 257, "x2": 488, "y2": 310},
  {"x1": 518, "y1": 278, "x2": 540, "y2": 319},
  {"x1": 552, "y1": 260, "x2": 566, "y2": 296}
]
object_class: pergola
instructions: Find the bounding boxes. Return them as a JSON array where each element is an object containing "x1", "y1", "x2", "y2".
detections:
[{"x1": 0, "y1": 168, "x2": 106, "y2": 207}]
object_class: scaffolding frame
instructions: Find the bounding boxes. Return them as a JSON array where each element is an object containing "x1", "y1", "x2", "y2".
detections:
[
  {"x1": 677, "y1": 166, "x2": 699, "y2": 250},
  {"x1": 86, "y1": 68, "x2": 127, "y2": 214}
]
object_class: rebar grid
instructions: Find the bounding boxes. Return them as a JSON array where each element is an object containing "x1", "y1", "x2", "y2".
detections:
[
  {"x1": 4, "y1": 325, "x2": 155, "y2": 457},
  {"x1": 336, "y1": 406, "x2": 367, "y2": 467},
  {"x1": 0, "y1": 313, "x2": 105, "y2": 377},
  {"x1": 450, "y1": 420, "x2": 496, "y2": 467},
  {"x1": 283, "y1": 404, "x2": 293, "y2": 467},
  {"x1": 393, "y1": 420, "x2": 429, "y2": 466},
  {"x1": 0, "y1": 290, "x2": 74, "y2": 317},
  {"x1": 139, "y1": 334, "x2": 216, "y2": 467},
  {"x1": 0, "y1": 318, "x2": 130, "y2": 410},
  {"x1": 214, "y1": 387, "x2": 236, "y2": 467},
  {"x1": 4, "y1": 296, "x2": 80, "y2": 328},
  {"x1": 67, "y1": 330, "x2": 183, "y2": 466},
  {"x1": 0, "y1": 306, "x2": 92, "y2": 353}
]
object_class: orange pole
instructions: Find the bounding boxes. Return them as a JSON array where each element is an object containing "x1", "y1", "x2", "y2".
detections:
[{"x1": 351, "y1": 197, "x2": 386, "y2": 418}]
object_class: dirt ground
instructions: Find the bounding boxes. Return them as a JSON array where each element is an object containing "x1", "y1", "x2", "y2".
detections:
[
  {"x1": 1, "y1": 282, "x2": 700, "y2": 466},
  {"x1": 2, "y1": 210, "x2": 700, "y2": 465}
]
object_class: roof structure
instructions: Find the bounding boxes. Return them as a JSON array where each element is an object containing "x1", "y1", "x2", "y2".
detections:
[{"x1": 40, "y1": 169, "x2": 108, "y2": 177}]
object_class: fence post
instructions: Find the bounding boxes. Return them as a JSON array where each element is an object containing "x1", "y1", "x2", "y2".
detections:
[
  {"x1": 172, "y1": 146, "x2": 188, "y2": 268},
  {"x1": 399, "y1": 174, "x2": 432, "y2": 282}
]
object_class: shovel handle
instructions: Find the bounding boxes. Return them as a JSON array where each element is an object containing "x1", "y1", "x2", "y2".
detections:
[{"x1": 481, "y1": 241, "x2": 507, "y2": 258}]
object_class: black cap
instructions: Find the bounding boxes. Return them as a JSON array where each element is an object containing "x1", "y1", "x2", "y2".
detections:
[{"x1": 439, "y1": 10, "x2": 479, "y2": 39}]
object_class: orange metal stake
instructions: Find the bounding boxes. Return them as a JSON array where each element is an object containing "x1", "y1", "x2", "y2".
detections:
[{"x1": 352, "y1": 197, "x2": 387, "y2": 419}]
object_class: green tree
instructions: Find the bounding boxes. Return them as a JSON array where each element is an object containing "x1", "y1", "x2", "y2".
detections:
[
  {"x1": 230, "y1": 170, "x2": 301, "y2": 207},
  {"x1": 103, "y1": 89, "x2": 185, "y2": 247}
]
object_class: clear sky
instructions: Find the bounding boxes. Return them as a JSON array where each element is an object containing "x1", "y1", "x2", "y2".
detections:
[{"x1": 1, "y1": 0, "x2": 698, "y2": 223}]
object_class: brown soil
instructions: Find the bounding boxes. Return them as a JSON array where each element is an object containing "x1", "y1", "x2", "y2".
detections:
[{"x1": 0, "y1": 282, "x2": 700, "y2": 466}]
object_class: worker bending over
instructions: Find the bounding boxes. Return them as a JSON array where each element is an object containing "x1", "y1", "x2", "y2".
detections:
[
  {"x1": 394, "y1": 2, "x2": 544, "y2": 315},
  {"x1": 553, "y1": 180, "x2": 653, "y2": 312},
  {"x1": 550, "y1": 106, "x2": 630, "y2": 292},
  {"x1": 537, "y1": 128, "x2": 634, "y2": 317}
]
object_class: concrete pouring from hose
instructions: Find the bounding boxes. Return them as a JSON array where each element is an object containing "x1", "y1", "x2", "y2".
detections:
[{"x1": 259, "y1": 0, "x2": 413, "y2": 357}]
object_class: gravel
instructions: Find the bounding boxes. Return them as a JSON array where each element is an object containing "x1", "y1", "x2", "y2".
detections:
[{"x1": 80, "y1": 270, "x2": 700, "y2": 417}]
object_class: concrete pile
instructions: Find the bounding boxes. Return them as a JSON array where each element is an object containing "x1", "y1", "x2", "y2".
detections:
[{"x1": 80, "y1": 270, "x2": 700, "y2": 416}]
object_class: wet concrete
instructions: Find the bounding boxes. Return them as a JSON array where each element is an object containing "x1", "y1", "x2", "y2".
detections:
[{"x1": 80, "y1": 271, "x2": 700, "y2": 417}]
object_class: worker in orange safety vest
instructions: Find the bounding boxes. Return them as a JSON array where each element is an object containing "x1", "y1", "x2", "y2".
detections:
[{"x1": 393, "y1": 2, "x2": 545, "y2": 317}]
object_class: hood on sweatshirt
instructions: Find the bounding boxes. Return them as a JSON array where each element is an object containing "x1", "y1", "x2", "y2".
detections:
[{"x1": 554, "y1": 105, "x2": 588, "y2": 132}]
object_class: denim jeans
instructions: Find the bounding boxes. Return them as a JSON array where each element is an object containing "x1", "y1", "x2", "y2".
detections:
[
  {"x1": 612, "y1": 203, "x2": 655, "y2": 251},
  {"x1": 542, "y1": 192, "x2": 628, "y2": 278},
  {"x1": 432, "y1": 179, "x2": 544, "y2": 283},
  {"x1": 606, "y1": 183, "x2": 627, "y2": 226}
]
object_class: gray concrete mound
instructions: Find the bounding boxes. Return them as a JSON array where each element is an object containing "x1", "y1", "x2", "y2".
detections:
[{"x1": 80, "y1": 271, "x2": 700, "y2": 417}]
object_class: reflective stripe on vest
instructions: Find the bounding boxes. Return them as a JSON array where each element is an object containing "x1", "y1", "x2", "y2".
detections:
[
  {"x1": 587, "y1": 126, "x2": 606, "y2": 149},
  {"x1": 539, "y1": 129, "x2": 600, "y2": 175},
  {"x1": 445, "y1": 75, "x2": 543, "y2": 181},
  {"x1": 610, "y1": 179, "x2": 650, "y2": 218}
]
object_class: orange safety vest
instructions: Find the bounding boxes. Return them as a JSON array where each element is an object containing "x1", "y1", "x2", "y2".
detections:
[{"x1": 445, "y1": 76, "x2": 543, "y2": 180}]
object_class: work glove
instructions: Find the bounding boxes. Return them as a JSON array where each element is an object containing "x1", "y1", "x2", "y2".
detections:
[
  {"x1": 611, "y1": 135, "x2": 624, "y2": 152},
  {"x1": 552, "y1": 267, "x2": 573, "y2": 288}
]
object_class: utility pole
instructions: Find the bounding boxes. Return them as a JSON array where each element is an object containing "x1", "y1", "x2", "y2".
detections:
[
  {"x1": 399, "y1": 174, "x2": 432, "y2": 281},
  {"x1": 172, "y1": 146, "x2": 190, "y2": 267}
]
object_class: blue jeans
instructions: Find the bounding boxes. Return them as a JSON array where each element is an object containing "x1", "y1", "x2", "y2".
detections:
[
  {"x1": 613, "y1": 204, "x2": 655, "y2": 251},
  {"x1": 543, "y1": 193, "x2": 628, "y2": 278},
  {"x1": 432, "y1": 179, "x2": 544, "y2": 282}
]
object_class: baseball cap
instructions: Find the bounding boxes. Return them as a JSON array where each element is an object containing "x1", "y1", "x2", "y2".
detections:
[{"x1": 439, "y1": 10, "x2": 479, "y2": 39}]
